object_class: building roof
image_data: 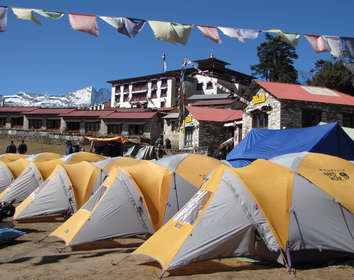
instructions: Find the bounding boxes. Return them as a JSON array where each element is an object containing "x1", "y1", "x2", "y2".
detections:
[
  {"x1": 60, "y1": 110, "x2": 115, "y2": 118},
  {"x1": 25, "y1": 108, "x2": 76, "y2": 116},
  {"x1": 191, "y1": 99, "x2": 237, "y2": 107},
  {"x1": 187, "y1": 106, "x2": 242, "y2": 122},
  {"x1": 256, "y1": 81, "x2": 354, "y2": 106},
  {"x1": 102, "y1": 111, "x2": 157, "y2": 119},
  {"x1": 0, "y1": 107, "x2": 37, "y2": 113}
]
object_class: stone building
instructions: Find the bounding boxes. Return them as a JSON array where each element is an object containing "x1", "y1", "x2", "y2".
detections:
[
  {"x1": 108, "y1": 57, "x2": 253, "y2": 110},
  {"x1": 0, "y1": 107, "x2": 37, "y2": 129},
  {"x1": 242, "y1": 81, "x2": 354, "y2": 136},
  {"x1": 23, "y1": 108, "x2": 75, "y2": 132},
  {"x1": 178, "y1": 106, "x2": 243, "y2": 154}
]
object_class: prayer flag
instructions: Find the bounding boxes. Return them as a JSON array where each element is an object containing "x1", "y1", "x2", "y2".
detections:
[
  {"x1": 34, "y1": 9, "x2": 64, "y2": 20},
  {"x1": 100, "y1": 16, "x2": 145, "y2": 38},
  {"x1": 196, "y1": 25, "x2": 221, "y2": 43},
  {"x1": 218, "y1": 27, "x2": 259, "y2": 42},
  {"x1": 68, "y1": 13, "x2": 99, "y2": 37},
  {"x1": 304, "y1": 35, "x2": 330, "y2": 52},
  {"x1": 0, "y1": 7, "x2": 7, "y2": 32},
  {"x1": 12, "y1": 8, "x2": 41, "y2": 25},
  {"x1": 149, "y1": 21, "x2": 192, "y2": 45}
]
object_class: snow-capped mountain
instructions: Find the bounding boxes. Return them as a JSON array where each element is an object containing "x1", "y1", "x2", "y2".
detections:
[{"x1": 1, "y1": 86, "x2": 111, "y2": 108}]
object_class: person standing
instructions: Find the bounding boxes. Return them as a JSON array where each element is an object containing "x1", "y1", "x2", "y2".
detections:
[
  {"x1": 65, "y1": 140, "x2": 74, "y2": 155},
  {"x1": 18, "y1": 140, "x2": 28, "y2": 154},
  {"x1": 6, "y1": 140, "x2": 17, "y2": 153}
]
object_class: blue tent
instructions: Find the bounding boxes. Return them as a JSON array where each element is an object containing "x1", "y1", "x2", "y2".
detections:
[{"x1": 227, "y1": 123, "x2": 354, "y2": 167}]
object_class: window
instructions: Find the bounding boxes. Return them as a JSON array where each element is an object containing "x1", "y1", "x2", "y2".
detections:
[
  {"x1": 131, "y1": 92, "x2": 147, "y2": 102},
  {"x1": 161, "y1": 88, "x2": 167, "y2": 97},
  {"x1": 0, "y1": 118, "x2": 6, "y2": 127},
  {"x1": 115, "y1": 86, "x2": 120, "y2": 93},
  {"x1": 252, "y1": 111, "x2": 268, "y2": 128},
  {"x1": 123, "y1": 93, "x2": 129, "y2": 102},
  {"x1": 343, "y1": 113, "x2": 354, "y2": 128},
  {"x1": 107, "y1": 124, "x2": 122, "y2": 135},
  {"x1": 196, "y1": 83, "x2": 203, "y2": 91},
  {"x1": 29, "y1": 119, "x2": 42, "y2": 129},
  {"x1": 302, "y1": 109, "x2": 322, "y2": 127},
  {"x1": 11, "y1": 117, "x2": 23, "y2": 127},
  {"x1": 47, "y1": 119, "x2": 60, "y2": 130},
  {"x1": 115, "y1": 95, "x2": 120, "y2": 103},
  {"x1": 85, "y1": 122, "x2": 100, "y2": 132},
  {"x1": 128, "y1": 124, "x2": 144, "y2": 135},
  {"x1": 161, "y1": 79, "x2": 168, "y2": 88},
  {"x1": 150, "y1": 89, "x2": 157, "y2": 98},
  {"x1": 206, "y1": 81, "x2": 213, "y2": 90},
  {"x1": 123, "y1": 84, "x2": 129, "y2": 93},
  {"x1": 132, "y1": 83, "x2": 147, "y2": 92},
  {"x1": 66, "y1": 122, "x2": 80, "y2": 131},
  {"x1": 161, "y1": 101, "x2": 166, "y2": 108},
  {"x1": 184, "y1": 127, "x2": 193, "y2": 147}
]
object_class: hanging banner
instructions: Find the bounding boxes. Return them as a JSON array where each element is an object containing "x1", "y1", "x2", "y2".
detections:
[{"x1": 304, "y1": 35, "x2": 330, "y2": 52}]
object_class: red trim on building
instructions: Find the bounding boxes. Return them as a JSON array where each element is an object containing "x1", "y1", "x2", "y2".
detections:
[
  {"x1": 256, "y1": 81, "x2": 354, "y2": 106},
  {"x1": 187, "y1": 106, "x2": 242, "y2": 122}
]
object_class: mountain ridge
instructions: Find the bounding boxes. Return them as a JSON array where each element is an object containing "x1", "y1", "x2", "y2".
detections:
[{"x1": 0, "y1": 86, "x2": 111, "y2": 108}]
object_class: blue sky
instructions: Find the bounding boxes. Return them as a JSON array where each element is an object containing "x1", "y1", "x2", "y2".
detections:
[{"x1": 0, "y1": 0, "x2": 353, "y2": 95}]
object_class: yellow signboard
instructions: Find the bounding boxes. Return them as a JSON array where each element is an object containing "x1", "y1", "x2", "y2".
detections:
[
  {"x1": 251, "y1": 92, "x2": 267, "y2": 105},
  {"x1": 184, "y1": 115, "x2": 193, "y2": 124}
]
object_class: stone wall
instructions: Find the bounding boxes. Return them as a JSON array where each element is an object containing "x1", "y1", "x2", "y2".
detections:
[
  {"x1": 199, "y1": 121, "x2": 230, "y2": 150},
  {"x1": 163, "y1": 119, "x2": 180, "y2": 148},
  {"x1": 280, "y1": 100, "x2": 354, "y2": 128},
  {"x1": 242, "y1": 90, "x2": 281, "y2": 137}
]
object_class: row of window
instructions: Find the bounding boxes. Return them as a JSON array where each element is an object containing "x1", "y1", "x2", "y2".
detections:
[
  {"x1": 117, "y1": 88, "x2": 168, "y2": 102},
  {"x1": 196, "y1": 81, "x2": 213, "y2": 91},
  {"x1": 251, "y1": 110, "x2": 354, "y2": 129},
  {"x1": 115, "y1": 79, "x2": 168, "y2": 94}
]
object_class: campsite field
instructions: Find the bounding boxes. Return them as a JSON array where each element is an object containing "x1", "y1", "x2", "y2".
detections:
[
  {"x1": 0, "y1": 139, "x2": 353, "y2": 279},
  {"x1": 0, "y1": 221, "x2": 353, "y2": 280}
]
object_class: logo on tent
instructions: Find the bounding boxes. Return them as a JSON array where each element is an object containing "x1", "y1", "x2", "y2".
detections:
[{"x1": 320, "y1": 169, "x2": 350, "y2": 181}]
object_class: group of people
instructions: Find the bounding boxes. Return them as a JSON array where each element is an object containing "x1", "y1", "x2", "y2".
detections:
[{"x1": 5, "y1": 140, "x2": 28, "y2": 154}]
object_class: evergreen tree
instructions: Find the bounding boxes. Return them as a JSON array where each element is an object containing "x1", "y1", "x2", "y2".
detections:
[
  {"x1": 307, "y1": 60, "x2": 354, "y2": 96},
  {"x1": 251, "y1": 34, "x2": 299, "y2": 83}
]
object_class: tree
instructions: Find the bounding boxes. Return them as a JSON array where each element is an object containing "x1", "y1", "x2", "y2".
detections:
[
  {"x1": 307, "y1": 60, "x2": 354, "y2": 96},
  {"x1": 251, "y1": 34, "x2": 298, "y2": 83}
]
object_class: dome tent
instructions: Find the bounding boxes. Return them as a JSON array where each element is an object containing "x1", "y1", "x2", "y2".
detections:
[
  {"x1": 227, "y1": 123, "x2": 354, "y2": 167},
  {"x1": 50, "y1": 154, "x2": 222, "y2": 247},
  {"x1": 134, "y1": 153, "x2": 354, "y2": 273}
]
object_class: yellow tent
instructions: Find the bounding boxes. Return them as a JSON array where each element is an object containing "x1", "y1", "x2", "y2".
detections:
[
  {"x1": 0, "y1": 153, "x2": 27, "y2": 163},
  {"x1": 134, "y1": 153, "x2": 354, "y2": 272},
  {"x1": 51, "y1": 154, "x2": 223, "y2": 247},
  {"x1": 14, "y1": 157, "x2": 141, "y2": 221}
]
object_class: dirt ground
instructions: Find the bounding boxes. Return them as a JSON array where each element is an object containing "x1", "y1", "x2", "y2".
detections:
[
  {"x1": 0, "y1": 138, "x2": 67, "y2": 155},
  {"x1": 0, "y1": 221, "x2": 353, "y2": 280}
]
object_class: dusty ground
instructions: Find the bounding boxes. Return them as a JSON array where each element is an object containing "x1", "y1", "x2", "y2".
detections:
[
  {"x1": 0, "y1": 221, "x2": 353, "y2": 280},
  {"x1": 0, "y1": 138, "x2": 67, "y2": 155}
]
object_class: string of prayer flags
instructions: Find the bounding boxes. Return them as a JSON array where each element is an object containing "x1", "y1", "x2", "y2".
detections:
[
  {"x1": 196, "y1": 25, "x2": 221, "y2": 43},
  {"x1": 34, "y1": 9, "x2": 64, "y2": 20},
  {"x1": 12, "y1": 8, "x2": 41, "y2": 25},
  {"x1": 68, "y1": 13, "x2": 99, "y2": 37},
  {"x1": 149, "y1": 21, "x2": 192, "y2": 45},
  {"x1": 0, "y1": 7, "x2": 7, "y2": 32},
  {"x1": 100, "y1": 16, "x2": 145, "y2": 38},
  {"x1": 218, "y1": 27, "x2": 259, "y2": 43}
]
